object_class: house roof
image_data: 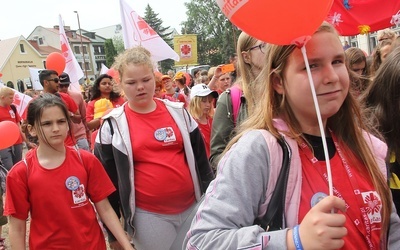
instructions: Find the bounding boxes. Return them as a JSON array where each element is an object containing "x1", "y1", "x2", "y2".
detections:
[
  {"x1": 28, "y1": 26, "x2": 91, "y2": 44},
  {"x1": 79, "y1": 29, "x2": 107, "y2": 42},
  {"x1": 0, "y1": 36, "x2": 46, "y2": 71},
  {"x1": 0, "y1": 36, "x2": 20, "y2": 70},
  {"x1": 47, "y1": 28, "x2": 91, "y2": 43},
  {"x1": 29, "y1": 40, "x2": 60, "y2": 55}
]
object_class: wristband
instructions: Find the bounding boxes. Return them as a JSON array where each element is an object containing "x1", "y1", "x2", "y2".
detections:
[{"x1": 293, "y1": 225, "x2": 304, "y2": 250}]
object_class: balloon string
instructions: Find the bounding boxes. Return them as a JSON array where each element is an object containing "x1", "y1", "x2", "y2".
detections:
[{"x1": 300, "y1": 46, "x2": 334, "y2": 200}]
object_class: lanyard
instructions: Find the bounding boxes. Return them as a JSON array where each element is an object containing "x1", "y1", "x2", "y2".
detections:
[{"x1": 298, "y1": 133, "x2": 376, "y2": 249}]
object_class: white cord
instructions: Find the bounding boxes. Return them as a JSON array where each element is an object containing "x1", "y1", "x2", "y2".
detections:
[{"x1": 300, "y1": 46, "x2": 334, "y2": 198}]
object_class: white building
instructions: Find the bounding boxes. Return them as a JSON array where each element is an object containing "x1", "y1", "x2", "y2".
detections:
[{"x1": 341, "y1": 25, "x2": 400, "y2": 55}]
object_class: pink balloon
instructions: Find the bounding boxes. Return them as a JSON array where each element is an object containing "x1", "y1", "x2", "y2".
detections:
[{"x1": 0, "y1": 121, "x2": 20, "y2": 150}]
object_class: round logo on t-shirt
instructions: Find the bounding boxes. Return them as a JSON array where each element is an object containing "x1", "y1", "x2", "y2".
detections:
[{"x1": 154, "y1": 128, "x2": 167, "y2": 141}]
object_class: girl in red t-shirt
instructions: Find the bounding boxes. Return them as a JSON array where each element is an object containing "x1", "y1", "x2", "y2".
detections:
[
  {"x1": 5, "y1": 94, "x2": 133, "y2": 250},
  {"x1": 188, "y1": 84, "x2": 218, "y2": 158},
  {"x1": 86, "y1": 74, "x2": 126, "y2": 131}
]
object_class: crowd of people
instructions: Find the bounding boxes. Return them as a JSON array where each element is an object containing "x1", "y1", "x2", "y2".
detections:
[{"x1": 0, "y1": 22, "x2": 399, "y2": 249}]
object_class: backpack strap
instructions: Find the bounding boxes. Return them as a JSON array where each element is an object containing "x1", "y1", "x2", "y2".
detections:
[
  {"x1": 10, "y1": 104, "x2": 17, "y2": 115},
  {"x1": 229, "y1": 85, "x2": 242, "y2": 126},
  {"x1": 98, "y1": 118, "x2": 114, "y2": 153},
  {"x1": 254, "y1": 135, "x2": 292, "y2": 231}
]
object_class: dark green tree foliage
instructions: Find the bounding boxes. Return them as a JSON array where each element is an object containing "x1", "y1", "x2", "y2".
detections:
[
  {"x1": 143, "y1": 4, "x2": 175, "y2": 73},
  {"x1": 104, "y1": 39, "x2": 117, "y2": 68},
  {"x1": 182, "y1": 0, "x2": 238, "y2": 66}
]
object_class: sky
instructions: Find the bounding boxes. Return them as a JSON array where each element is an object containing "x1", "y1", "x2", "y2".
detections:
[{"x1": 0, "y1": 0, "x2": 188, "y2": 40}]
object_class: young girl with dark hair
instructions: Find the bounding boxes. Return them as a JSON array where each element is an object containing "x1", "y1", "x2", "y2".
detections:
[{"x1": 5, "y1": 94, "x2": 133, "y2": 249}]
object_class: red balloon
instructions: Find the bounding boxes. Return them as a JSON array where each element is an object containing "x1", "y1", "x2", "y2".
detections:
[
  {"x1": 327, "y1": 0, "x2": 400, "y2": 36},
  {"x1": 0, "y1": 121, "x2": 20, "y2": 150},
  {"x1": 46, "y1": 52, "x2": 66, "y2": 75},
  {"x1": 184, "y1": 73, "x2": 191, "y2": 86},
  {"x1": 107, "y1": 68, "x2": 120, "y2": 84},
  {"x1": 154, "y1": 71, "x2": 163, "y2": 79},
  {"x1": 216, "y1": 0, "x2": 333, "y2": 45}
]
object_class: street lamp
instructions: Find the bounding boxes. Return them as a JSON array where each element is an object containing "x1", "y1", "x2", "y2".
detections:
[{"x1": 74, "y1": 11, "x2": 89, "y2": 85}]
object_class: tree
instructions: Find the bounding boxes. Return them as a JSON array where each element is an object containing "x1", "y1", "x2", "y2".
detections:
[
  {"x1": 112, "y1": 36, "x2": 125, "y2": 55},
  {"x1": 104, "y1": 39, "x2": 117, "y2": 68},
  {"x1": 143, "y1": 4, "x2": 175, "y2": 73},
  {"x1": 182, "y1": 0, "x2": 239, "y2": 66}
]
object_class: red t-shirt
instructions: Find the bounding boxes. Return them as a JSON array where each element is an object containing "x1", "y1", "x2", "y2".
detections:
[
  {"x1": 299, "y1": 146, "x2": 382, "y2": 249},
  {"x1": 125, "y1": 99, "x2": 195, "y2": 214},
  {"x1": 0, "y1": 105, "x2": 23, "y2": 144},
  {"x1": 5, "y1": 146, "x2": 115, "y2": 250},
  {"x1": 86, "y1": 97, "x2": 125, "y2": 122},
  {"x1": 163, "y1": 93, "x2": 187, "y2": 108},
  {"x1": 196, "y1": 117, "x2": 213, "y2": 158},
  {"x1": 58, "y1": 93, "x2": 78, "y2": 146}
]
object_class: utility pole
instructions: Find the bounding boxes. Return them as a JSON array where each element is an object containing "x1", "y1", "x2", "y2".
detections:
[{"x1": 74, "y1": 11, "x2": 89, "y2": 85}]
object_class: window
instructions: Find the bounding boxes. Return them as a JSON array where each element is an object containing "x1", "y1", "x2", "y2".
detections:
[
  {"x1": 370, "y1": 37, "x2": 377, "y2": 49},
  {"x1": 83, "y1": 46, "x2": 87, "y2": 54},
  {"x1": 78, "y1": 62, "x2": 83, "y2": 70},
  {"x1": 74, "y1": 46, "x2": 80, "y2": 54},
  {"x1": 93, "y1": 45, "x2": 105, "y2": 55},
  {"x1": 38, "y1": 38, "x2": 43, "y2": 45},
  {"x1": 20, "y1": 44, "x2": 25, "y2": 53},
  {"x1": 96, "y1": 62, "x2": 100, "y2": 71},
  {"x1": 93, "y1": 46, "x2": 99, "y2": 55}
]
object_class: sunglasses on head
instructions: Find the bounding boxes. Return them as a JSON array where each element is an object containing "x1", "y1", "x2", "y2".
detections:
[{"x1": 47, "y1": 78, "x2": 60, "y2": 83}]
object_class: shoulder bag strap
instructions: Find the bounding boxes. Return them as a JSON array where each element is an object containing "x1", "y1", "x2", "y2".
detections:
[
  {"x1": 254, "y1": 136, "x2": 291, "y2": 231},
  {"x1": 229, "y1": 85, "x2": 242, "y2": 126}
]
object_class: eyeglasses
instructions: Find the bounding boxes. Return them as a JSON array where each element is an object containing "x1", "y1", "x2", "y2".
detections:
[
  {"x1": 47, "y1": 78, "x2": 60, "y2": 83},
  {"x1": 59, "y1": 84, "x2": 70, "y2": 88},
  {"x1": 247, "y1": 42, "x2": 266, "y2": 54}
]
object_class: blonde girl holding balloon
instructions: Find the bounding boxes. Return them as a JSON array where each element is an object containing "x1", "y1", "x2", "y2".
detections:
[{"x1": 184, "y1": 22, "x2": 400, "y2": 250}]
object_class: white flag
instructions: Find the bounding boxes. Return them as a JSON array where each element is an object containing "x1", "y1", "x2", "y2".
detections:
[
  {"x1": 59, "y1": 15, "x2": 83, "y2": 92},
  {"x1": 119, "y1": 0, "x2": 180, "y2": 62},
  {"x1": 0, "y1": 86, "x2": 34, "y2": 116},
  {"x1": 100, "y1": 63, "x2": 109, "y2": 75},
  {"x1": 12, "y1": 90, "x2": 32, "y2": 116},
  {"x1": 28, "y1": 67, "x2": 44, "y2": 91}
]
